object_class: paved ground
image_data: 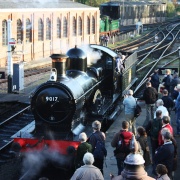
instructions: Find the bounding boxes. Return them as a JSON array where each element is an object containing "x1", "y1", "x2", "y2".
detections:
[{"x1": 103, "y1": 101, "x2": 180, "y2": 180}]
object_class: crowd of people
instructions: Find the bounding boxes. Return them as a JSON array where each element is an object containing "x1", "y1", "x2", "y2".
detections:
[
  {"x1": 68, "y1": 69, "x2": 180, "y2": 180},
  {"x1": 100, "y1": 34, "x2": 109, "y2": 47}
]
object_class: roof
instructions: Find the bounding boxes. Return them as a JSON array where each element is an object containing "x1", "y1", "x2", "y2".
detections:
[
  {"x1": 0, "y1": 0, "x2": 95, "y2": 9},
  {"x1": 90, "y1": 44, "x2": 117, "y2": 58},
  {"x1": 101, "y1": 1, "x2": 165, "y2": 6}
]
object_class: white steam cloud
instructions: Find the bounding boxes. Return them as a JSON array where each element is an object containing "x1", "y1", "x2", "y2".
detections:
[{"x1": 79, "y1": 45, "x2": 102, "y2": 66}]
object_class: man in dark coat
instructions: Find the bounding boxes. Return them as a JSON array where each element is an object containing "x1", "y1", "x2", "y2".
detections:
[
  {"x1": 163, "y1": 69, "x2": 173, "y2": 93},
  {"x1": 141, "y1": 81, "x2": 158, "y2": 123},
  {"x1": 170, "y1": 72, "x2": 180, "y2": 96},
  {"x1": 88, "y1": 120, "x2": 106, "y2": 175},
  {"x1": 161, "y1": 89, "x2": 174, "y2": 115},
  {"x1": 153, "y1": 131, "x2": 174, "y2": 179},
  {"x1": 150, "y1": 69, "x2": 160, "y2": 92},
  {"x1": 145, "y1": 110, "x2": 162, "y2": 161}
]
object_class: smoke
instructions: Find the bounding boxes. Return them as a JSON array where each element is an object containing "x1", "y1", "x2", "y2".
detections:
[
  {"x1": 19, "y1": 132, "x2": 75, "y2": 180},
  {"x1": 79, "y1": 45, "x2": 102, "y2": 66},
  {"x1": 20, "y1": 147, "x2": 74, "y2": 180}
]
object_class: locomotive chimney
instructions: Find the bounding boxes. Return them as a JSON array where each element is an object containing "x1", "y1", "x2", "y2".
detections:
[{"x1": 50, "y1": 54, "x2": 68, "y2": 81}]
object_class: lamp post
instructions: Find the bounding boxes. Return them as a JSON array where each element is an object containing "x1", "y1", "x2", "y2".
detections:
[
  {"x1": 122, "y1": 0, "x2": 124, "y2": 26},
  {"x1": 7, "y1": 20, "x2": 16, "y2": 93}
]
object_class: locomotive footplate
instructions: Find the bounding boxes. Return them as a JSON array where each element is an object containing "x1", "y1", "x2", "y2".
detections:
[{"x1": 94, "y1": 93, "x2": 121, "y2": 120}]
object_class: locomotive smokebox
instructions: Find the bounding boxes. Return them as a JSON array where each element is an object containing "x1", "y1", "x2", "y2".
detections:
[
  {"x1": 50, "y1": 54, "x2": 68, "y2": 81},
  {"x1": 66, "y1": 45, "x2": 87, "y2": 72}
]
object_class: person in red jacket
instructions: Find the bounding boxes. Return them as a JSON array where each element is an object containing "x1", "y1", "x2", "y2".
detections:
[
  {"x1": 158, "y1": 116, "x2": 173, "y2": 146},
  {"x1": 111, "y1": 121, "x2": 133, "y2": 175}
]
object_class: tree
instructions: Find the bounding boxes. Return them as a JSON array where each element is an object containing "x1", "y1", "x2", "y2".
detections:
[
  {"x1": 75, "y1": 0, "x2": 109, "y2": 7},
  {"x1": 166, "y1": 1, "x2": 176, "y2": 17}
]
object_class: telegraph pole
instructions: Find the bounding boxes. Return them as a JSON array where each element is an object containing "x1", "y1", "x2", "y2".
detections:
[{"x1": 7, "y1": 19, "x2": 15, "y2": 93}]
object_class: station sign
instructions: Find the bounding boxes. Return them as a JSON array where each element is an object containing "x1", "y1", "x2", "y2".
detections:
[
  {"x1": 0, "y1": 71, "x2": 5, "y2": 79},
  {"x1": 8, "y1": 38, "x2": 16, "y2": 45}
]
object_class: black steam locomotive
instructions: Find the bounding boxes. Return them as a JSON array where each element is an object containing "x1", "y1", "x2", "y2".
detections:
[
  {"x1": 11, "y1": 45, "x2": 138, "y2": 179},
  {"x1": 30, "y1": 45, "x2": 122, "y2": 140},
  {"x1": 12, "y1": 44, "x2": 129, "y2": 151}
]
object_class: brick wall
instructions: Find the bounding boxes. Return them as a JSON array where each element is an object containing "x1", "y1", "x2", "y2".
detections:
[{"x1": 0, "y1": 8, "x2": 100, "y2": 68}]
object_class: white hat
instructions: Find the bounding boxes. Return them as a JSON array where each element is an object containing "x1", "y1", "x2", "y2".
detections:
[{"x1": 124, "y1": 153, "x2": 145, "y2": 165}]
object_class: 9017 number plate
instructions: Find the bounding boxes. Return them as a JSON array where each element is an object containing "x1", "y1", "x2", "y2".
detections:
[{"x1": 46, "y1": 97, "x2": 58, "y2": 102}]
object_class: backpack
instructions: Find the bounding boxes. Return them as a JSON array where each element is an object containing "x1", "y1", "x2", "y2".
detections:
[
  {"x1": 114, "y1": 132, "x2": 132, "y2": 156},
  {"x1": 150, "y1": 118, "x2": 161, "y2": 140},
  {"x1": 93, "y1": 134, "x2": 107, "y2": 159},
  {"x1": 134, "y1": 104, "x2": 142, "y2": 118}
]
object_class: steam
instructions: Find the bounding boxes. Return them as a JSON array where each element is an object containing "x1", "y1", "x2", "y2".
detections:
[
  {"x1": 19, "y1": 132, "x2": 75, "y2": 180},
  {"x1": 79, "y1": 45, "x2": 102, "y2": 66},
  {"x1": 20, "y1": 147, "x2": 74, "y2": 180}
]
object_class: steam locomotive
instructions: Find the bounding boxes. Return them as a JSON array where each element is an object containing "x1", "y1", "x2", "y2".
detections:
[{"x1": 11, "y1": 45, "x2": 136, "y2": 179}]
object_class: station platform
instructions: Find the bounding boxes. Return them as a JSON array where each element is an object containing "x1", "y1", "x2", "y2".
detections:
[
  {"x1": 0, "y1": 57, "x2": 180, "y2": 179},
  {"x1": 103, "y1": 101, "x2": 180, "y2": 180}
]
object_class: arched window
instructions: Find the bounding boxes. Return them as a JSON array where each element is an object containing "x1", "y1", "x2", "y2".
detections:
[
  {"x1": 17, "y1": 19, "x2": 23, "y2": 43},
  {"x1": 46, "y1": 18, "x2": 51, "y2": 40},
  {"x1": 78, "y1": 17, "x2": 82, "y2": 36},
  {"x1": 87, "y1": 16, "x2": 90, "y2": 35},
  {"x1": 2, "y1": 20, "x2": 8, "y2": 46},
  {"x1": 38, "y1": 18, "x2": 44, "y2": 41},
  {"x1": 72, "y1": 16, "x2": 76, "y2": 36},
  {"x1": 63, "y1": 17, "x2": 67, "y2": 37},
  {"x1": 57, "y1": 18, "x2": 61, "y2": 38},
  {"x1": 26, "y1": 18, "x2": 32, "y2": 43},
  {"x1": 92, "y1": 16, "x2": 95, "y2": 34}
]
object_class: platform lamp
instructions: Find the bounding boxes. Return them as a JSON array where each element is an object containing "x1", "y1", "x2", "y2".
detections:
[{"x1": 7, "y1": 19, "x2": 16, "y2": 93}]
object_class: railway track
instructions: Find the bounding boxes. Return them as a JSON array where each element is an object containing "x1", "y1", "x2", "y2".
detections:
[
  {"x1": 0, "y1": 102, "x2": 33, "y2": 152},
  {"x1": 0, "y1": 63, "x2": 51, "y2": 85},
  {"x1": 134, "y1": 23, "x2": 180, "y2": 96}
]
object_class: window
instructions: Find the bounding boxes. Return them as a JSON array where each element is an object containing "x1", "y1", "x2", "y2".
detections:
[
  {"x1": 78, "y1": 17, "x2": 82, "y2": 36},
  {"x1": 87, "y1": 16, "x2": 90, "y2": 35},
  {"x1": 2, "y1": 20, "x2": 7, "y2": 46},
  {"x1": 17, "y1": 19, "x2": 23, "y2": 44},
  {"x1": 72, "y1": 16, "x2": 76, "y2": 36},
  {"x1": 92, "y1": 16, "x2": 95, "y2": 34},
  {"x1": 26, "y1": 18, "x2": 32, "y2": 43},
  {"x1": 46, "y1": 18, "x2": 51, "y2": 40},
  {"x1": 38, "y1": 18, "x2": 44, "y2": 41},
  {"x1": 57, "y1": 18, "x2": 61, "y2": 38},
  {"x1": 63, "y1": 17, "x2": 67, "y2": 37}
]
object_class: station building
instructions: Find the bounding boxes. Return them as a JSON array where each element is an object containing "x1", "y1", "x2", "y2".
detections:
[{"x1": 0, "y1": 0, "x2": 100, "y2": 67}]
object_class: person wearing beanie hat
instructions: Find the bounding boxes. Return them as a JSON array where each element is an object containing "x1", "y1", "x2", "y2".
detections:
[{"x1": 88, "y1": 120, "x2": 106, "y2": 175}]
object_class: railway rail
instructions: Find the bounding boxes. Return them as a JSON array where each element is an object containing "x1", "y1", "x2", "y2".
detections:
[
  {"x1": 0, "y1": 103, "x2": 33, "y2": 152},
  {"x1": 134, "y1": 23, "x2": 180, "y2": 96},
  {"x1": 0, "y1": 63, "x2": 51, "y2": 85}
]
